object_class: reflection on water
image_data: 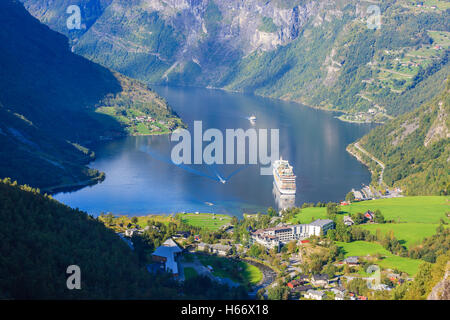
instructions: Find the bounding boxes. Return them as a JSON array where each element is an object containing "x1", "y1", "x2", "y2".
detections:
[{"x1": 273, "y1": 182, "x2": 296, "y2": 212}]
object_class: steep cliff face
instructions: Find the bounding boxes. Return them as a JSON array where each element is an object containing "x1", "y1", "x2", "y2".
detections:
[
  {"x1": 428, "y1": 261, "x2": 450, "y2": 300},
  {"x1": 1, "y1": 0, "x2": 181, "y2": 189},
  {"x1": 69, "y1": 0, "x2": 327, "y2": 84},
  {"x1": 356, "y1": 79, "x2": 450, "y2": 195},
  {"x1": 21, "y1": 0, "x2": 450, "y2": 116}
]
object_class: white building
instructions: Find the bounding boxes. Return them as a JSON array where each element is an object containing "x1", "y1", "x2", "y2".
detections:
[
  {"x1": 251, "y1": 219, "x2": 335, "y2": 249},
  {"x1": 304, "y1": 289, "x2": 326, "y2": 300},
  {"x1": 152, "y1": 238, "x2": 182, "y2": 276}
]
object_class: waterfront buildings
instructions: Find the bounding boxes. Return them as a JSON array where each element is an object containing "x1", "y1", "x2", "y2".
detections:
[{"x1": 250, "y1": 219, "x2": 335, "y2": 249}]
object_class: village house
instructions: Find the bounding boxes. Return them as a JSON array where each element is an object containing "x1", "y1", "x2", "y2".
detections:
[
  {"x1": 311, "y1": 274, "x2": 329, "y2": 287},
  {"x1": 174, "y1": 231, "x2": 190, "y2": 239},
  {"x1": 124, "y1": 228, "x2": 140, "y2": 237},
  {"x1": 331, "y1": 287, "x2": 346, "y2": 299},
  {"x1": 304, "y1": 289, "x2": 326, "y2": 300},
  {"x1": 210, "y1": 244, "x2": 232, "y2": 256},
  {"x1": 335, "y1": 292, "x2": 345, "y2": 300},
  {"x1": 287, "y1": 279, "x2": 302, "y2": 289},
  {"x1": 151, "y1": 238, "x2": 182, "y2": 277},
  {"x1": 292, "y1": 285, "x2": 312, "y2": 293},
  {"x1": 343, "y1": 215, "x2": 355, "y2": 226},
  {"x1": 364, "y1": 210, "x2": 375, "y2": 222},
  {"x1": 197, "y1": 242, "x2": 209, "y2": 252},
  {"x1": 344, "y1": 256, "x2": 359, "y2": 266}
]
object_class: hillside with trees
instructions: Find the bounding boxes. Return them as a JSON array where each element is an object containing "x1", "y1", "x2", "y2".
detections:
[
  {"x1": 0, "y1": 178, "x2": 175, "y2": 299},
  {"x1": 21, "y1": 0, "x2": 450, "y2": 118},
  {"x1": 0, "y1": 178, "x2": 248, "y2": 299},
  {"x1": 0, "y1": 0, "x2": 182, "y2": 191},
  {"x1": 351, "y1": 78, "x2": 449, "y2": 195}
]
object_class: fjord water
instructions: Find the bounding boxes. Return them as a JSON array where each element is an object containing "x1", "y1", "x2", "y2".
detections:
[{"x1": 54, "y1": 86, "x2": 374, "y2": 217}]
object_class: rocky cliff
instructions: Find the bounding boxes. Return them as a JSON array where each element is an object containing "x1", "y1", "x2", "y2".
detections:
[
  {"x1": 428, "y1": 261, "x2": 450, "y2": 300},
  {"x1": 21, "y1": 0, "x2": 450, "y2": 116}
]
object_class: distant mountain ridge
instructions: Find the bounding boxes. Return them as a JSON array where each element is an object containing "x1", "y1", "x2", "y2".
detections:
[
  {"x1": 20, "y1": 0, "x2": 450, "y2": 117},
  {"x1": 0, "y1": 0, "x2": 182, "y2": 190}
]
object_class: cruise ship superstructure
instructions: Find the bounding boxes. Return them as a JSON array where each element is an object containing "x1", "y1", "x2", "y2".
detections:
[{"x1": 273, "y1": 157, "x2": 296, "y2": 195}]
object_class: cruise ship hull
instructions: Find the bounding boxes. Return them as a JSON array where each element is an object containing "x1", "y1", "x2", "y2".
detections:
[{"x1": 273, "y1": 179, "x2": 296, "y2": 195}]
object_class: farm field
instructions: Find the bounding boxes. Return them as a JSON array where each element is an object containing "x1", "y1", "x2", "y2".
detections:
[
  {"x1": 344, "y1": 197, "x2": 447, "y2": 248},
  {"x1": 359, "y1": 223, "x2": 441, "y2": 248},
  {"x1": 98, "y1": 213, "x2": 176, "y2": 232},
  {"x1": 340, "y1": 196, "x2": 448, "y2": 224},
  {"x1": 336, "y1": 241, "x2": 423, "y2": 275},
  {"x1": 405, "y1": 0, "x2": 450, "y2": 11},
  {"x1": 180, "y1": 213, "x2": 232, "y2": 231},
  {"x1": 197, "y1": 254, "x2": 263, "y2": 286},
  {"x1": 289, "y1": 207, "x2": 329, "y2": 224}
]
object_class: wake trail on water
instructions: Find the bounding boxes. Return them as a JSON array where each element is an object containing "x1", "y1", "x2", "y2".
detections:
[
  {"x1": 140, "y1": 147, "x2": 247, "y2": 184},
  {"x1": 139, "y1": 146, "x2": 220, "y2": 182}
]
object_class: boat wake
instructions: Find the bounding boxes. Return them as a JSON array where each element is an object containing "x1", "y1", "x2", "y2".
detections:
[{"x1": 140, "y1": 147, "x2": 246, "y2": 184}]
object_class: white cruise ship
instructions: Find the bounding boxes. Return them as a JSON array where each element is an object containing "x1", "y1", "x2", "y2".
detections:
[{"x1": 273, "y1": 157, "x2": 296, "y2": 195}]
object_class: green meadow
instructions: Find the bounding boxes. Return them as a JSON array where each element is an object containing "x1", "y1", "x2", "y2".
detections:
[
  {"x1": 342, "y1": 196, "x2": 449, "y2": 247},
  {"x1": 289, "y1": 207, "x2": 329, "y2": 224},
  {"x1": 180, "y1": 213, "x2": 232, "y2": 231},
  {"x1": 359, "y1": 223, "x2": 441, "y2": 248},
  {"x1": 197, "y1": 254, "x2": 263, "y2": 285},
  {"x1": 291, "y1": 197, "x2": 449, "y2": 275},
  {"x1": 340, "y1": 196, "x2": 448, "y2": 224},
  {"x1": 336, "y1": 241, "x2": 423, "y2": 275}
]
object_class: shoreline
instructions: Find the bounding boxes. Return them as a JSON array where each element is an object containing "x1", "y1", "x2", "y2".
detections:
[
  {"x1": 153, "y1": 83, "x2": 384, "y2": 125},
  {"x1": 45, "y1": 128, "x2": 178, "y2": 194}
]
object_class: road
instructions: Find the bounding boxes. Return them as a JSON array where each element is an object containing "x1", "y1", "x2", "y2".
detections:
[{"x1": 354, "y1": 142, "x2": 386, "y2": 186}]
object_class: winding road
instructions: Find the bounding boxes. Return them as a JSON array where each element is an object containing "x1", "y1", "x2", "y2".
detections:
[{"x1": 354, "y1": 142, "x2": 386, "y2": 186}]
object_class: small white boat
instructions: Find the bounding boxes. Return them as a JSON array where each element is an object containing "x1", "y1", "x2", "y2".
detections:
[{"x1": 249, "y1": 115, "x2": 256, "y2": 123}]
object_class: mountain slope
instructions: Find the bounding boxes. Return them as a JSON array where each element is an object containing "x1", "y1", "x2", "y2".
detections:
[
  {"x1": 349, "y1": 78, "x2": 449, "y2": 195},
  {"x1": 0, "y1": 178, "x2": 250, "y2": 299},
  {"x1": 0, "y1": 0, "x2": 182, "y2": 190},
  {"x1": 0, "y1": 178, "x2": 177, "y2": 299},
  {"x1": 21, "y1": 0, "x2": 450, "y2": 118}
]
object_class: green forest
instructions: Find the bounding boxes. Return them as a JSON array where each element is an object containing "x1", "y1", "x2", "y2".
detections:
[
  {"x1": 0, "y1": 0, "x2": 182, "y2": 191},
  {"x1": 0, "y1": 178, "x2": 248, "y2": 299},
  {"x1": 356, "y1": 79, "x2": 449, "y2": 195}
]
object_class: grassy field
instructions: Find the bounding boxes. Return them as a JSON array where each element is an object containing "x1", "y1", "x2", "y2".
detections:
[
  {"x1": 98, "y1": 213, "x2": 176, "y2": 232},
  {"x1": 336, "y1": 241, "x2": 423, "y2": 275},
  {"x1": 183, "y1": 267, "x2": 198, "y2": 281},
  {"x1": 342, "y1": 197, "x2": 449, "y2": 248},
  {"x1": 288, "y1": 207, "x2": 329, "y2": 224},
  {"x1": 197, "y1": 254, "x2": 263, "y2": 286},
  {"x1": 289, "y1": 196, "x2": 448, "y2": 223},
  {"x1": 180, "y1": 213, "x2": 232, "y2": 231},
  {"x1": 289, "y1": 197, "x2": 448, "y2": 275},
  {"x1": 359, "y1": 223, "x2": 441, "y2": 248},
  {"x1": 341, "y1": 196, "x2": 449, "y2": 224}
]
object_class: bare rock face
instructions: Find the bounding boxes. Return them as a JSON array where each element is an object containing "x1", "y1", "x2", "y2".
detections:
[
  {"x1": 428, "y1": 262, "x2": 450, "y2": 300},
  {"x1": 20, "y1": 0, "x2": 327, "y2": 79},
  {"x1": 424, "y1": 101, "x2": 449, "y2": 148}
]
